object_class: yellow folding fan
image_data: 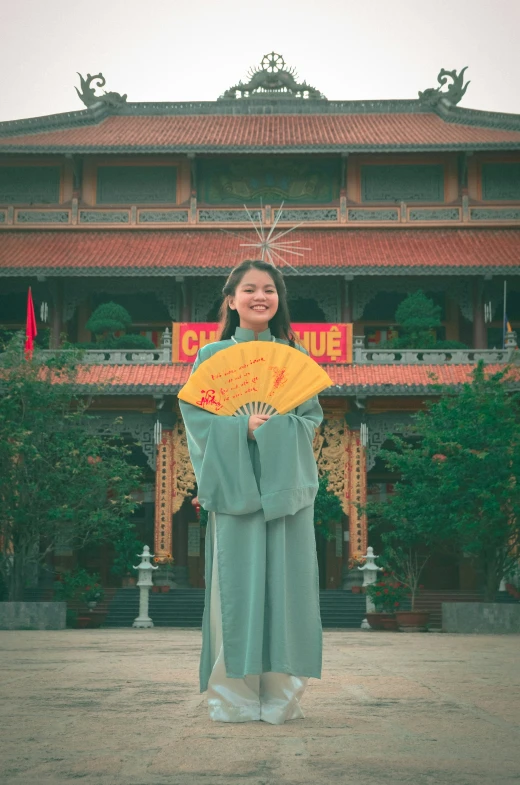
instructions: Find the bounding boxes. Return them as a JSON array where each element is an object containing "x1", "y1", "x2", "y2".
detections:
[{"x1": 178, "y1": 341, "x2": 332, "y2": 416}]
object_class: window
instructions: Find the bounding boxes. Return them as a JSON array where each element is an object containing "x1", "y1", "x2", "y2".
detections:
[
  {"x1": 0, "y1": 166, "x2": 61, "y2": 204},
  {"x1": 361, "y1": 165, "x2": 444, "y2": 203},
  {"x1": 96, "y1": 166, "x2": 177, "y2": 204}
]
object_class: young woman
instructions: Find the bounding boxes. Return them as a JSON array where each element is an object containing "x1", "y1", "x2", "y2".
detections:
[{"x1": 179, "y1": 260, "x2": 323, "y2": 724}]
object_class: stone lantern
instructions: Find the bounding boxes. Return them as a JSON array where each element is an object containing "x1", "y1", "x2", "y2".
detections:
[
  {"x1": 358, "y1": 546, "x2": 383, "y2": 628},
  {"x1": 132, "y1": 545, "x2": 158, "y2": 629}
]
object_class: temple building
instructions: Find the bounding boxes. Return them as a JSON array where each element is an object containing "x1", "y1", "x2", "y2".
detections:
[{"x1": 1, "y1": 54, "x2": 519, "y2": 615}]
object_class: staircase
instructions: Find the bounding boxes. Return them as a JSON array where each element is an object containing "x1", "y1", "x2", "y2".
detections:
[
  {"x1": 103, "y1": 588, "x2": 366, "y2": 629},
  {"x1": 319, "y1": 591, "x2": 366, "y2": 628},
  {"x1": 104, "y1": 588, "x2": 206, "y2": 628},
  {"x1": 23, "y1": 586, "x2": 518, "y2": 631}
]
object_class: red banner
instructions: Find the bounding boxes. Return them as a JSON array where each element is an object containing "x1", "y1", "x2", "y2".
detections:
[{"x1": 172, "y1": 323, "x2": 352, "y2": 364}]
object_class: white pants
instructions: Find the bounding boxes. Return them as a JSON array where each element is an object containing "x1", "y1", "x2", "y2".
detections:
[{"x1": 207, "y1": 519, "x2": 308, "y2": 724}]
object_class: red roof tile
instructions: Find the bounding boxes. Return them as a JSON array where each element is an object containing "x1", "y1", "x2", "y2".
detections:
[
  {"x1": 1, "y1": 229, "x2": 520, "y2": 274},
  {"x1": 1, "y1": 113, "x2": 520, "y2": 150},
  {"x1": 72, "y1": 363, "x2": 519, "y2": 393}
]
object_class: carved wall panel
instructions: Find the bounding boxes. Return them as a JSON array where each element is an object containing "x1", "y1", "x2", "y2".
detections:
[
  {"x1": 366, "y1": 413, "x2": 413, "y2": 471},
  {"x1": 87, "y1": 412, "x2": 156, "y2": 470},
  {"x1": 198, "y1": 157, "x2": 340, "y2": 205},
  {"x1": 0, "y1": 165, "x2": 61, "y2": 204},
  {"x1": 96, "y1": 165, "x2": 178, "y2": 204},
  {"x1": 315, "y1": 417, "x2": 349, "y2": 514},
  {"x1": 17, "y1": 210, "x2": 70, "y2": 223},
  {"x1": 471, "y1": 207, "x2": 520, "y2": 221},
  {"x1": 361, "y1": 164, "x2": 444, "y2": 203},
  {"x1": 171, "y1": 416, "x2": 196, "y2": 514},
  {"x1": 481, "y1": 163, "x2": 520, "y2": 201},
  {"x1": 79, "y1": 210, "x2": 129, "y2": 223}
]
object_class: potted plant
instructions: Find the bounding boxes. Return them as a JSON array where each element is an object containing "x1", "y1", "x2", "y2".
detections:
[
  {"x1": 53, "y1": 567, "x2": 98, "y2": 602},
  {"x1": 365, "y1": 575, "x2": 408, "y2": 630},
  {"x1": 110, "y1": 527, "x2": 145, "y2": 587},
  {"x1": 382, "y1": 546, "x2": 430, "y2": 631},
  {"x1": 82, "y1": 582, "x2": 105, "y2": 610}
]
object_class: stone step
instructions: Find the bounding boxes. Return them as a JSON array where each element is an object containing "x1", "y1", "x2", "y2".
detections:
[{"x1": 103, "y1": 589, "x2": 367, "y2": 629}]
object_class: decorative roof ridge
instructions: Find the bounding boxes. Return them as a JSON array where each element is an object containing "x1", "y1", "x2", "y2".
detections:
[
  {"x1": 118, "y1": 98, "x2": 427, "y2": 116},
  {"x1": 1, "y1": 100, "x2": 520, "y2": 142},
  {"x1": 0, "y1": 99, "x2": 432, "y2": 137},
  {"x1": 2, "y1": 100, "x2": 520, "y2": 140},
  {"x1": 0, "y1": 103, "x2": 111, "y2": 138},
  {"x1": 436, "y1": 101, "x2": 520, "y2": 131}
]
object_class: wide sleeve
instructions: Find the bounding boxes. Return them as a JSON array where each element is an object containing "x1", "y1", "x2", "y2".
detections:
[
  {"x1": 178, "y1": 348, "x2": 262, "y2": 516},
  {"x1": 253, "y1": 395, "x2": 323, "y2": 522}
]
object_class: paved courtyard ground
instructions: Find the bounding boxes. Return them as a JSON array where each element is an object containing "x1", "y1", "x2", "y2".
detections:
[{"x1": 1, "y1": 629, "x2": 519, "y2": 785}]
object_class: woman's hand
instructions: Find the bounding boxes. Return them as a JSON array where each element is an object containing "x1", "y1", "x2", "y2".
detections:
[{"x1": 247, "y1": 414, "x2": 270, "y2": 440}]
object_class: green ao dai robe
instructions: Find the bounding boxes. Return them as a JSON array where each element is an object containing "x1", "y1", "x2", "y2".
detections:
[{"x1": 179, "y1": 327, "x2": 323, "y2": 692}]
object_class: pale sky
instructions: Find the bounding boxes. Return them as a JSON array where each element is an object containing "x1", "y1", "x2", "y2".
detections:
[{"x1": 1, "y1": 0, "x2": 519, "y2": 123}]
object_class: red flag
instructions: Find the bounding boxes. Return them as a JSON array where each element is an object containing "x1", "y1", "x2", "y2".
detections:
[{"x1": 25, "y1": 287, "x2": 37, "y2": 358}]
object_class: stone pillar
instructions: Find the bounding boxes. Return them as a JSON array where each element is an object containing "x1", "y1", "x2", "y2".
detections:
[
  {"x1": 472, "y1": 279, "x2": 487, "y2": 349},
  {"x1": 173, "y1": 503, "x2": 190, "y2": 587},
  {"x1": 181, "y1": 280, "x2": 192, "y2": 321},
  {"x1": 341, "y1": 277, "x2": 353, "y2": 323},
  {"x1": 50, "y1": 280, "x2": 64, "y2": 349}
]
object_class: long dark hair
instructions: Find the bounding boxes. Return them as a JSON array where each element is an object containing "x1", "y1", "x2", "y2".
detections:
[{"x1": 218, "y1": 260, "x2": 295, "y2": 343}]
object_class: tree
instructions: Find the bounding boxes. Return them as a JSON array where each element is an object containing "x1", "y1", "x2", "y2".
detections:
[
  {"x1": 83, "y1": 302, "x2": 155, "y2": 350},
  {"x1": 383, "y1": 290, "x2": 466, "y2": 350},
  {"x1": 0, "y1": 336, "x2": 143, "y2": 600},
  {"x1": 110, "y1": 526, "x2": 145, "y2": 578},
  {"x1": 367, "y1": 362, "x2": 520, "y2": 601},
  {"x1": 314, "y1": 473, "x2": 344, "y2": 540}
]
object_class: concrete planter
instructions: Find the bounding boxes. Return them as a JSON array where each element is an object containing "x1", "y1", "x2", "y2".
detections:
[
  {"x1": 0, "y1": 602, "x2": 66, "y2": 630},
  {"x1": 442, "y1": 602, "x2": 520, "y2": 634}
]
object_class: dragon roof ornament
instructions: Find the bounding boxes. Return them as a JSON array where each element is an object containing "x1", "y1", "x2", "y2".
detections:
[
  {"x1": 76, "y1": 73, "x2": 128, "y2": 109},
  {"x1": 418, "y1": 67, "x2": 470, "y2": 108},
  {"x1": 220, "y1": 52, "x2": 326, "y2": 100}
]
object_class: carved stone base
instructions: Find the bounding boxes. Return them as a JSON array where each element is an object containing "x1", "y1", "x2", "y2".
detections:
[{"x1": 133, "y1": 618, "x2": 154, "y2": 628}]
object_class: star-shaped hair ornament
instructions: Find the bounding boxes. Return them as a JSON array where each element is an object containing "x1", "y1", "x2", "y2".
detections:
[{"x1": 222, "y1": 203, "x2": 311, "y2": 274}]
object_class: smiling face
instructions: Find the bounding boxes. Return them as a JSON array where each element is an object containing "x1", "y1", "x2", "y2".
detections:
[{"x1": 228, "y1": 268, "x2": 279, "y2": 334}]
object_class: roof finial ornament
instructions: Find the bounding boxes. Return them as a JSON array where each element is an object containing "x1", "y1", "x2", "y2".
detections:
[
  {"x1": 418, "y1": 67, "x2": 470, "y2": 108},
  {"x1": 75, "y1": 73, "x2": 128, "y2": 109},
  {"x1": 220, "y1": 52, "x2": 326, "y2": 100}
]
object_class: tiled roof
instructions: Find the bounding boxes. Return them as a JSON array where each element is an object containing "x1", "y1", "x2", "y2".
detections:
[
  {"x1": 2, "y1": 113, "x2": 520, "y2": 152},
  {"x1": 1, "y1": 228, "x2": 520, "y2": 276},
  {"x1": 71, "y1": 363, "x2": 520, "y2": 395}
]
